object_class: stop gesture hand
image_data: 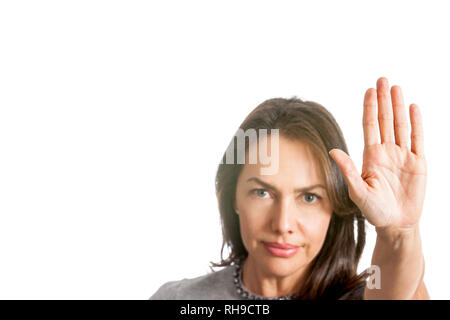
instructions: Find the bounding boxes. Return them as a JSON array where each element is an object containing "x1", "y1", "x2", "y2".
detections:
[{"x1": 329, "y1": 77, "x2": 427, "y2": 234}]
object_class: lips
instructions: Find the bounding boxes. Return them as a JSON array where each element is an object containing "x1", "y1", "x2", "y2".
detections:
[{"x1": 263, "y1": 242, "x2": 302, "y2": 258}]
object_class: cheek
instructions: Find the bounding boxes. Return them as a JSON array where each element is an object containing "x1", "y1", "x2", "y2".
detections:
[
  {"x1": 302, "y1": 213, "x2": 332, "y2": 253},
  {"x1": 238, "y1": 212, "x2": 267, "y2": 249}
]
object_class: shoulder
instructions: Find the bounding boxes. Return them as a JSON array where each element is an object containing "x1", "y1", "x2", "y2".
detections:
[
  {"x1": 149, "y1": 265, "x2": 239, "y2": 300},
  {"x1": 338, "y1": 281, "x2": 367, "y2": 300}
]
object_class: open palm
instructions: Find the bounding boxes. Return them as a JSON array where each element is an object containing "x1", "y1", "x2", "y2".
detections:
[{"x1": 330, "y1": 77, "x2": 427, "y2": 230}]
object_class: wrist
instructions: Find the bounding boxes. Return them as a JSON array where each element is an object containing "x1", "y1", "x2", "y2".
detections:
[{"x1": 375, "y1": 224, "x2": 419, "y2": 243}]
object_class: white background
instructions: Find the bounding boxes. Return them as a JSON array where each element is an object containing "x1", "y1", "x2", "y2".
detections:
[{"x1": 0, "y1": 1, "x2": 448, "y2": 299}]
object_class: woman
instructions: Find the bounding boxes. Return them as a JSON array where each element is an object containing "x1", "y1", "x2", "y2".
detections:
[{"x1": 150, "y1": 77, "x2": 429, "y2": 300}]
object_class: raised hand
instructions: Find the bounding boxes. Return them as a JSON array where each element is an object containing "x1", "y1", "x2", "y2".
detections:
[{"x1": 329, "y1": 77, "x2": 427, "y2": 232}]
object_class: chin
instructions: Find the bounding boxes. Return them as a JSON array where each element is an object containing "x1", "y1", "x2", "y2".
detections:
[{"x1": 261, "y1": 256, "x2": 304, "y2": 277}]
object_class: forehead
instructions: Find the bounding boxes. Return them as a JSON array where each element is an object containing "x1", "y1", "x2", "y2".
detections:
[{"x1": 240, "y1": 134, "x2": 325, "y2": 187}]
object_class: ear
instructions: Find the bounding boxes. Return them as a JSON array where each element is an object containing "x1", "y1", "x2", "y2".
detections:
[{"x1": 233, "y1": 199, "x2": 239, "y2": 215}]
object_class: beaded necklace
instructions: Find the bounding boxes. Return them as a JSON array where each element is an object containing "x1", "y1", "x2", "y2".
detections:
[{"x1": 233, "y1": 258, "x2": 300, "y2": 300}]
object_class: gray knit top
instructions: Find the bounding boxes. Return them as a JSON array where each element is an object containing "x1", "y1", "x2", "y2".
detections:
[{"x1": 149, "y1": 264, "x2": 366, "y2": 300}]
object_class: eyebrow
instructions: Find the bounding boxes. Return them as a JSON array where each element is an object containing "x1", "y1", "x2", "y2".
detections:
[{"x1": 246, "y1": 177, "x2": 326, "y2": 193}]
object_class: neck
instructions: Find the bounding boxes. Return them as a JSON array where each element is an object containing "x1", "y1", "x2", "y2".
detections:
[{"x1": 241, "y1": 256, "x2": 305, "y2": 298}]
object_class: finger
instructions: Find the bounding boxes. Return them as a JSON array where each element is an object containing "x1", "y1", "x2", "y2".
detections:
[
  {"x1": 376, "y1": 77, "x2": 395, "y2": 144},
  {"x1": 391, "y1": 85, "x2": 409, "y2": 148},
  {"x1": 410, "y1": 104, "x2": 425, "y2": 157},
  {"x1": 329, "y1": 149, "x2": 367, "y2": 205},
  {"x1": 363, "y1": 88, "x2": 379, "y2": 146}
]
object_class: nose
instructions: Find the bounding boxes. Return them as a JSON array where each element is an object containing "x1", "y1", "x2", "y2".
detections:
[{"x1": 271, "y1": 197, "x2": 297, "y2": 235}]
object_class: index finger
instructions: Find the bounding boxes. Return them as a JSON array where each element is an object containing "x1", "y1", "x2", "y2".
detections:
[{"x1": 363, "y1": 87, "x2": 379, "y2": 147}]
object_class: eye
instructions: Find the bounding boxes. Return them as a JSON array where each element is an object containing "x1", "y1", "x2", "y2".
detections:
[
  {"x1": 302, "y1": 193, "x2": 321, "y2": 204},
  {"x1": 251, "y1": 189, "x2": 271, "y2": 199}
]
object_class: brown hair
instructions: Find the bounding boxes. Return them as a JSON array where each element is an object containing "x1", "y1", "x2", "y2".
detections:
[{"x1": 210, "y1": 96, "x2": 369, "y2": 300}]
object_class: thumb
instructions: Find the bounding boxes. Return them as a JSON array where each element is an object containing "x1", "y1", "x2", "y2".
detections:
[{"x1": 329, "y1": 149, "x2": 366, "y2": 204}]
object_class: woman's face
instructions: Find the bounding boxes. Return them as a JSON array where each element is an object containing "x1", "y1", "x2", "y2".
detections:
[{"x1": 234, "y1": 134, "x2": 333, "y2": 278}]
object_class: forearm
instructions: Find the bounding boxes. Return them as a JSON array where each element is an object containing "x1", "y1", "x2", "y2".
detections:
[{"x1": 365, "y1": 225, "x2": 426, "y2": 300}]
